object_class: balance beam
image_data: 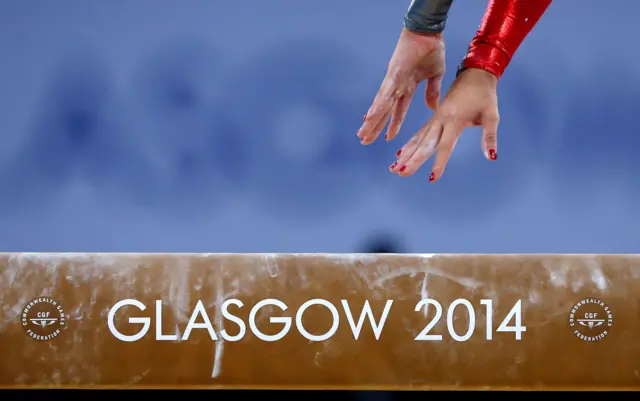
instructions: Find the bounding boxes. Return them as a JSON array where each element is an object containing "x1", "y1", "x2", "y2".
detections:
[{"x1": 0, "y1": 253, "x2": 637, "y2": 390}]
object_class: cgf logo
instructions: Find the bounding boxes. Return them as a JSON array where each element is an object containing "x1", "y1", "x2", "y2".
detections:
[
  {"x1": 577, "y1": 312, "x2": 604, "y2": 329},
  {"x1": 21, "y1": 297, "x2": 67, "y2": 341},
  {"x1": 31, "y1": 312, "x2": 57, "y2": 328},
  {"x1": 568, "y1": 298, "x2": 613, "y2": 342}
]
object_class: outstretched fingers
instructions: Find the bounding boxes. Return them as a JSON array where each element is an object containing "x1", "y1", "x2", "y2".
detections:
[
  {"x1": 390, "y1": 129, "x2": 422, "y2": 171},
  {"x1": 358, "y1": 79, "x2": 398, "y2": 145},
  {"x1": 391, "y1": 121, "x2": 442, "y2": 176},
  {"x1": 384, "y1": 92, "x2": 413, "y2": 142},
  {"x1": 430, "y1": 121, "x2": 464, "y2": 182}
]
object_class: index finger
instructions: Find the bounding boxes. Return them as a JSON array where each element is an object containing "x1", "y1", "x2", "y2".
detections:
[
  {"x1": 358, "y1": 78, "x2": 398, "y2": 145},
  {"x1": 430, "y1": 121, "x2": 464, "y2": 182}
]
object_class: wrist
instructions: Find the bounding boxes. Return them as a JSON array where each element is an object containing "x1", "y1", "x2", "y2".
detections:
[
  {"x1": 403, "y1": 27, "x2": 443, "y2": 39},
  {"x1": 457, "y1": 68, "x2": 498, "y2": 87},
  {"x1": 400, "y1": 28, "x2": 445, "y2": 56},
  {"x1": 401, "y1": 28, "x2": 444, "y2": 53}
]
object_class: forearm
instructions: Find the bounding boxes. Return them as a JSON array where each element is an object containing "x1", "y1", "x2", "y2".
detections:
[
  {"x1": 458, "y1": 0, "x2": 552, "y2": 79},
  {"x1": 404, "y1": 0, "x2": 455, "y2": 34}
]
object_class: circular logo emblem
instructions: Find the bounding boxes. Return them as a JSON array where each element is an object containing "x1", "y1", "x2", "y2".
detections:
[
  {"x1": 568, "y1": 298, "x2": 612, "y2": 342},
  {"x1": 21, "y1": 297, "x2": 67, "y2": 341}
]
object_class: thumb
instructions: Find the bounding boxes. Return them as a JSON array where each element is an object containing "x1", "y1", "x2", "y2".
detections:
[
  {"x1": 481, "y1": 113, "x2": 499, "y2": 161},
  {"x1": 425, "y1": 74, "x2": 443, "y2": 110}
]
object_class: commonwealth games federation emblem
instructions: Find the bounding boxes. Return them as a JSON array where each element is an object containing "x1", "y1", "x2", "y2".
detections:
[
  {"x1": 568, "y1": 298, "x2": 612, "y2": 342},
  {"x1": 21, "y1": 297, "x2": 67, "y2": 341}
]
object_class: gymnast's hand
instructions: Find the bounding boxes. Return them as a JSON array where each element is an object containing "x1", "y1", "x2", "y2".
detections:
[
  {"x1": 390, "y1": 68, "x2": 500, "y2": 182},
  {"x1": 357, "y1": 28, "x2": 445, "y2": 145}
]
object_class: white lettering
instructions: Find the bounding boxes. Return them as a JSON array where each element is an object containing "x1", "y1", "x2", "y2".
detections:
[
  {"x1": 447, "y1": 299, "x2": 475, "y2": 342},
  {"x1": 414, "y1": 299, "x2": 443, "y2": 341},
  {"x1": 182, "y1": 300, "x2": 217, "y2": 341},
  {"x1": 341, "y1": 300, "x2": 393, "y2": 340},
  {"x1": 296, "y1": 299, "x2": 339, "y2": 342},
  {"x1": 496, "y1": 299, "x2": 526, "y2": 340},
  {"x1": 249, "y1": 299, "x2": 291, "y2": 342},
  {"x1": 220, "y1": 299, "x2": 246, "y2": 342},
  {"x1": 156, "y1": 300, "x2": 178, "y2": 341},
  {"x1": 107, "y1": 299, "x2": 151, "y2": 342},
  {"x1": 480, "y1": 299, "x2": 493, "y2": 340},
  {"x1": 414, "y1": 298, "x2": 525, "y2": 341}
]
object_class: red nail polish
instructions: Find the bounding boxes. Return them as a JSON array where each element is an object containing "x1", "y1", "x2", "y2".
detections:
[
  {"x1": 390, "y1": 162, "x2": 397, "y2": 169},
  {"x1": 399, "y1": 165, "x2": 406, "y2": 172},
  {"x1": 488, "y1": 148, "x2": 497, "y2": 160},
  {"x1": 396, "y1": 149, "x2": 402, "y2": 157},
  {"x1": 384, "y1": 134, "x2": 388, "y2": 140},
  {"x1": 429, "y1": 172, "x2": 435, "y2": 182}
]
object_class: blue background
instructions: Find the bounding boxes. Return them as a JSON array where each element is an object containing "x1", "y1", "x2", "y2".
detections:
[{"x1": 0, "y1": 0, "x2": 637, "y2": 253}]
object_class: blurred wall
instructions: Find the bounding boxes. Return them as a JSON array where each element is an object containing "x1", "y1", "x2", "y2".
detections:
[{"x1": 0, "y1": 0, "x2": 637, "y2": 253}]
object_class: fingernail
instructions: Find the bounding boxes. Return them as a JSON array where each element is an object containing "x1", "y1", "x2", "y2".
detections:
[
  {"x1": 396, "y1": 149, "x2": 402, "y2": 157},
  {"x1": 399, "y1": 165, "x2": 406, "y2": 172},
  {"x1": 384, "y1": 134, "x2": 388, "y2": 140},
  {"x1": 363, "y1": 113, "x2": 367, "y2": 121},
  {"x1": 390, "y1": 162, "x2": 397, "y2": 170},
  {"x1": 488, "y1": 148, "x2": 497, "y2": 160},
  {"x1": 429, "y1": 172, "x2": 435, "y2": 182}
]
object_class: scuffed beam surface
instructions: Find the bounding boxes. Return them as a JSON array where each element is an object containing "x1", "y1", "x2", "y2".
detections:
[{"x1": 0, "y1": 253, "x2": 639, "y2": 390}]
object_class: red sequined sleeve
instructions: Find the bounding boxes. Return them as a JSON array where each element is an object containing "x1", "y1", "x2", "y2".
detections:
[{"x1": 458, "y1": 0, "x2": 552, "y2": 79}]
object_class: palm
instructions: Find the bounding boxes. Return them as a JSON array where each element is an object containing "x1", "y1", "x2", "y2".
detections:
[{"x1": 357, "y1": 29, "x2": 446, "y2": 145}]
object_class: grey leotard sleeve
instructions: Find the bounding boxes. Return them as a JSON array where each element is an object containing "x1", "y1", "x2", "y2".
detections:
[{"x1": 404, "y1": 0, "x2": 454, "y2": 34}]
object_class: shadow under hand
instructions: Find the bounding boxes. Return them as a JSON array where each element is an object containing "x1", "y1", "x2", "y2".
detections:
[{"x1": 360, "y1": 233, "x2": 405, "y2": 254}]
